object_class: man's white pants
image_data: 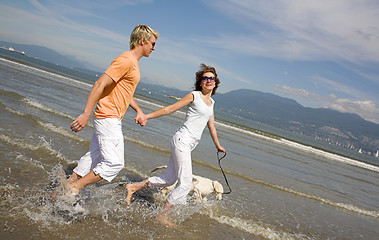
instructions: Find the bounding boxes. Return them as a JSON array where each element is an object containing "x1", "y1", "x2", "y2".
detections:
[{"x1": 73, "y1": 118, "x2": 124, "y2": 182}]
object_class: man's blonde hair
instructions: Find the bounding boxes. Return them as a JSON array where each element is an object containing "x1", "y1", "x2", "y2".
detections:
[{"x1": 130, "y1": 24, "x2": 159, "y2": 49}]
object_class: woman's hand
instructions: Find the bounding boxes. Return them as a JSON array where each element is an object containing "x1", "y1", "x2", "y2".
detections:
[{"x1": 217, "y1": 146, "x2": 225, "y2": 153}]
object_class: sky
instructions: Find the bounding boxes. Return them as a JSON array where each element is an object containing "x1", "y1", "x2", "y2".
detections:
[{"x1": 1, "y1": 0, "x2": 379, "y2": 124}]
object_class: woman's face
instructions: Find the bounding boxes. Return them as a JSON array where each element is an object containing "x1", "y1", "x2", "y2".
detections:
[{"x1": 200, "y1": 72, "x2": 216, "y2": 92}]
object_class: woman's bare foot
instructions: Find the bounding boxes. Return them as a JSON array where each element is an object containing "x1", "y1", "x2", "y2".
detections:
[
  {"x1": 156, "y1": 214, "x2": 176, "y2": 227},
  {"x1": 125, "y1": 180, "x2": 148, "y2": 205},
  {"x1": 125, "y1": 183, "x2": 135, "y2": 205},
  {"x1": 155, "y1": 201, "x2": 176, "y2": 227}
]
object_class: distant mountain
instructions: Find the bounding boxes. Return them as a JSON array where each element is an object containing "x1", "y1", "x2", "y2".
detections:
[
  {"x1": 212, "y1": 89, "x2": 379, "y2": 153},
  {"x1": 136, "y1": 84, "x2": 379, "y2": 154},
  {"x1": 0, "y1": 41, "x2": 99, "y2": 71}
]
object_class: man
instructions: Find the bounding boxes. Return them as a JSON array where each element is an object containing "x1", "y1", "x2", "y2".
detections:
[{"x1": 51, "y1": 24, "x2": 159, "y2": 199}]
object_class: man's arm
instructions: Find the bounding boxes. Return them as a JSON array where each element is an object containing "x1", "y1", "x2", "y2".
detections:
[
  {"x1": 70, "y1": 73, "x2": 114, "y2": 132},
  {"x1": 130, "y1": 97, "x2": 147, "y2": 126}
]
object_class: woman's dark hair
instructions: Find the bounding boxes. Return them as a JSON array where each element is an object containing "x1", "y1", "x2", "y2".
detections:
[{"x1": 194, "y1": 63, "x2": 220, "y2": 96}]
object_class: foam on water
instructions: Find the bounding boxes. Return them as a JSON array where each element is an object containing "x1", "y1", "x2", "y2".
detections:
[
  {"x1": 0, "y1": 133, "x2": 66, "y2": 161},
  {"x1": 5, "y1": 105, "x2": 26, "y2": 116},
  {"x1": 22, "y1": 97, "x2": 73, "y2": 119},
  {"x1": 15, "y1": 153, "x2": 45, "y2": 170},
  {"x1": 2, "y1": 56, "x2": 378, "y2": 239},
  {"x1": 38, "y1": 121, "x2": 87, "y2": 142},
  {"x1": 2, "y1": 56, "x2": 378, "y2": 174},
  {"x1": 123, "y1": 134, "x2": 169, "y2": 153},
  {"x1": 216, "y1": 121, "x2": 379, "y2": 173},
  {"x1": 230, "y1": 170, "x2": 379, "y2": 218},
  {"x1": 204, "y1": 205, "x2": 312, "y2": 240},
  {"x1": 0, "y1": 57, "x2": 92, "y2": 89}
]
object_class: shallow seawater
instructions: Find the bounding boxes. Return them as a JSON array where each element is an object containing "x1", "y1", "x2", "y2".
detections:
[{"x1": 1, "y1": 57, "x2": 378, "y2": 240}]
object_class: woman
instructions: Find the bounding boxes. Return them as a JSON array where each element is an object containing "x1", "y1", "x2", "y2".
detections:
[{"x1": 126, "y1": 64, "x2": 225, "y2": 226}]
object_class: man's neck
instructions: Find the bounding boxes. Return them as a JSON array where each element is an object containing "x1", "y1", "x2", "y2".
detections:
[{"x1": 130, "y1": 48, "x2": 143, "y2": 61}]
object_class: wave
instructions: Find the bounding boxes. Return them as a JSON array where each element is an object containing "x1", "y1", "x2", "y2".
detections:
[
  {"x1": 227, "y1": 170, "x2": 379, "y2": 218},
  {"x1": 215, "y1": 121, "x2": 379, "y2": 173},
  {"x1": 2, "y1": 57, "x2": 378, "y2": 173},
  {"x1": 205, "y1": 207, "x2": 311, "y2": 240},
  {"x1": 183, "y1": 153, "x2": 379, "y2": 218},
  {"x1": 0, "y1": 133, "x2": 66, "y2": 161},
  {"x1": 15, "y1": 153, "x2": 46, "y2": 170},
  {"x1": 5, "y1": 105, "x2": 26, "y2": 116},
  {"x1": 3, "y1": 93, "x2": 166, "y2": 158},
  {"x1": 123, "y1": 134, "x2": 169, "y2": 154},
  {"x1": 37, "y1": 121, "x2": 87, "y2": 142},
  {"x1": 0, "y1": 88, "x2": 25, "y2": 101},
  {"x1": 2, "y1": 100, "x2": 89, "y2": 144},
  {"x1": 0, "y1": 57, "x2": 92, "y2": 89},
  {"x1": 21, "y1": 97, "x2": 74, "y2": 120},
  {"x1": 2, "y1": 56, "x2": 377, "y2": 219},
  {"x1": 280, "y1": 139, "x2": 379, "y2": 172},
  {"x1": 2, "y1": 89, "x2": 77, "y2": 125}
]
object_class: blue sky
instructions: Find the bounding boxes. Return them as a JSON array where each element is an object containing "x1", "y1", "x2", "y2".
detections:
[{"x1": 1, "y1": 0, "x2": 379, "y2": 124}]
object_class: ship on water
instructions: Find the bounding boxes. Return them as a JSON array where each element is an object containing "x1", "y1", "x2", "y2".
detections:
[
  {"x1": 166, "y1": 95, "x2": 181, "y2": 100},
  {"x1": 0, "y1": 46, "x2": 25, "y2": 55}
]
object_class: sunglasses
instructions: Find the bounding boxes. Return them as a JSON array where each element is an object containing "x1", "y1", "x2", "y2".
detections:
[
  {"x1": 201, "y1": 76, "x2": 216, "y2": 82},
  {"x1": 151, "y1": 41, "x2": 156, "y2": 47}
]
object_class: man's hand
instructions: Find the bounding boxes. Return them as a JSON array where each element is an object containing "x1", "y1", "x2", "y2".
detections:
[
  {"x1": 70, "y1": 113, "x2": 90, "y2": 132},
  {"x1": 134, "y1": 112, "x2": 147, "y2": 126}
]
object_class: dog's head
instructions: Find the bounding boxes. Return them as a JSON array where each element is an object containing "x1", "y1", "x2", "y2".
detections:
[
  {"x1": 213, "y1": 181, "x2": 224, "y2": 200},
  {"x1": 161, "y1": 187, "x2": 169, "y2": 195}
]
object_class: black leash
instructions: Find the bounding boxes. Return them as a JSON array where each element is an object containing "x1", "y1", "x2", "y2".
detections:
[{"x1": 217, "y1": 151, "x2": 232, "y2": 194}]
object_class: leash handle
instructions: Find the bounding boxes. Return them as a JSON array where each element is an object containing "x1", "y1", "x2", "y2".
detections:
[{"x1": 217, "y1": 151, "x2": 232, "y2": 194}]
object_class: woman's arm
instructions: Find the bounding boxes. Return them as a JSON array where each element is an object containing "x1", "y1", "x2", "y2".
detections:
[
  {"x1": 207, "y1": 113, "x2": 225, "y2": 152},
  {"x1": 146, "y1": 93, "x2": 194, "y2": 120}
]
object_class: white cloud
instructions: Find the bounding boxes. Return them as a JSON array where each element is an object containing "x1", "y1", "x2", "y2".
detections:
[
  {"x1": 208, "y1": 0, "x2": 379, "y2": 63},
  {"x1": 274, "y1": 84, "x2": 324, "y2": 101},
  {"x1": 325, "y1": 98, "x2": 379, "y2": 122},
  {"x1": 0, "y1": 3, "x2": 130, "y2": 68},
  {"x1": 310, "y1": 75, "x2": 374, "y2": 100}
]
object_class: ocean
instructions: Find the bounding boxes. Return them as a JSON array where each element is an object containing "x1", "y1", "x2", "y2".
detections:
[{"x1": 0, "y1": 50, "x2": 378, "y2": 240}]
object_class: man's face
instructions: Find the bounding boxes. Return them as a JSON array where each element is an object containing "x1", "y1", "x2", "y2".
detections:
[{"x1": 143, "y1": 35, "x2": 156, "y2": 57}]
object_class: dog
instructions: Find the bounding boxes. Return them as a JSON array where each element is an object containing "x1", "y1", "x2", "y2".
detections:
[{"x1": 151, "y1": 166, "x2": 224, "y2": 202}]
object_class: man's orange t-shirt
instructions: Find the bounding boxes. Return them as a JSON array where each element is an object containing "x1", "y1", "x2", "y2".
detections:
[{"x1": 93, "y1": 51, "x2": 140, "y2": 119}]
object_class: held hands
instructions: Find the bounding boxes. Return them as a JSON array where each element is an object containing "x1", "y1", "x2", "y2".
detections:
[
  {"x1": 134, "y1": 112, "x2": 147, "y2": 126},
  {"x1": 70, "y1": 113, "x2": 90, "y2": 132}
]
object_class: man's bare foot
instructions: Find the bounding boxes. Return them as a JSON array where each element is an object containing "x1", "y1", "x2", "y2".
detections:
[
  {"x1": 50, "y1": 190, "x2": 59, "y2": 201},
  {"x1": 50, "y1": 182, "x2": 79, "y2": 203},
  {"x1": 156, "y1": 214, "x2": 176, "y2": 227},
  {"x1": 68, "y1": 183, "x2": 80, "y2": 196},
  {"x1": 50, "y1": 173, "x2": 80, "y2": 201},
  {"x1": 50, "y1": 180, "x2": 69, "y2": 201}
]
